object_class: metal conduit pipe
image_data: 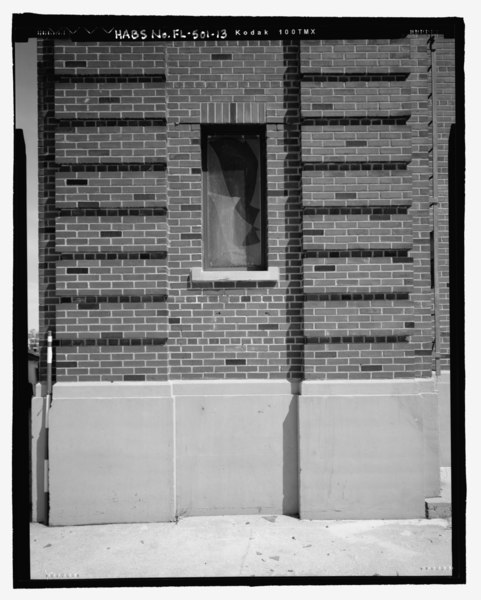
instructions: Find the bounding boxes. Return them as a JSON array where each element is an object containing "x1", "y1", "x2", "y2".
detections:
[
  {"x1": 429, "y1": 36, "x2": 441, "y2": 376},
  {"x1": 45, "y1": 330, "x2": 53, "y2": 525}
]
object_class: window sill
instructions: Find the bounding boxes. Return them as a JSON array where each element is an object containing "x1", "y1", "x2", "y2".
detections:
[{"x1": 191, "y1": 267, "x2": 280, "y2": 283}]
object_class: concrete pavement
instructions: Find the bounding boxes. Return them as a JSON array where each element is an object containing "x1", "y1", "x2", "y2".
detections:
[{"x1": 30, "y1": 515, "x2": 452, "y2": 579}]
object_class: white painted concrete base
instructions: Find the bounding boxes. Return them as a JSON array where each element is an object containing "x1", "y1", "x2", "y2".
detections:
[
  {"x1": 45, "y1": 378, "x2": 441, "y2": 525},
  {"x1": 48, "y1": 380, "x2": 299, "y2": 525},
  {"x1": 299, "y1": 379, "x2": 437, "y2": 520},
  {"x1": 49, "y1": 384, "x2": 174, "y2": 526},
  {"x1": 174, "y1": 380, "x2": 299, "y2": 517},
  {"x1": 437, "y1": 371, "x2": 451, "y2": 467}
]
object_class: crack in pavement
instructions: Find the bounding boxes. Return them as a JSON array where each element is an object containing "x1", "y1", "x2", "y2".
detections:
[{"x1": 238, "y1": 525, "x2": 253, "y2": 576}]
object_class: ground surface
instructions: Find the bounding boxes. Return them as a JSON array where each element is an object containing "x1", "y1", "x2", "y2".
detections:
[{"x1": 30, "y1": 515, "x2": 452, "y2": 580}]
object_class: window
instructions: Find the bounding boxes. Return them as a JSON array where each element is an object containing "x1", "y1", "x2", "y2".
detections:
[{"x1": 202, "y1": 126, "x2": 266, "y2": 270}]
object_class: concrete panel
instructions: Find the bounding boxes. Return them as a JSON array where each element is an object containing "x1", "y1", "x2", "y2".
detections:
[
  {"x1": 422, "y1": 392, "x2": 441, "y2": 497},
  {"x1": 299, "y1": 392, "x2": 426, "y2": 519},
  {"x1": 174, "y1": 381, "x2": 298, "y2": 517},
  {"x1": 49, "y1": 384, "x2": 174, "y2": 525},
  {"x1": 438, "y1": 372, "x2": 451, "y2": 467}
]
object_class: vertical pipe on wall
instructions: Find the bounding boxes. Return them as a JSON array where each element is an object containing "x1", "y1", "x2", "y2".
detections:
[
  {"x1": 430, "y1": 36, "x2": 441, "y2": 376},
  {"x1": 46, "y1": 330, "x2": 53, "y2": 399},
  {"x1": 46, "y1": 329, "x2": 53, "y2": 428},
  {"x1": 44, "y1": 330, "x2": 53, "y2": 524}
]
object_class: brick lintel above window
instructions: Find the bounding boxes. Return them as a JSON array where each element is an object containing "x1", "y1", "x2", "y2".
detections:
[{"x1": 201, "y1": 102, "x2": 266, "y2": 124}]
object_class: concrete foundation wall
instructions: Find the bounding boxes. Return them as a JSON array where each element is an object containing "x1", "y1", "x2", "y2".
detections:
[
  {"x1": 48, "y1": 380, "x2": 300, "y2": 525},
  {"x1": 46, "y1": 378, "x2": 441, "y2": 524},
  {"x1": 174, "y1": 381, "x2": 299, "y2": 517},
  {"x1": 49, "y1": 383, "x2": 174, "y2": 525},
  {"x1": 299, "y1": 380, "x2": 435, "y2": 519}
]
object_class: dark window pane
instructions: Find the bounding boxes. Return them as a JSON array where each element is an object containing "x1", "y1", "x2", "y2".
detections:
[{"x1": 205, "y1": 134, "x2": 264, "y2": 269}]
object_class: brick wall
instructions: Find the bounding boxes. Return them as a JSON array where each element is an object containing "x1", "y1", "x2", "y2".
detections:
[
  {"x1": 42, "y1": 41, "x2": 168, "y2": 382},
  {"x1": 38, "y1": 40, "x2": 55, "y2": 383},
  {"x1": 165, "y1": 40, "x2": 304, "y2": 379},
  {"x1": 38, "y1": 35, "x2": 454, "y2": 384},
  {"x1": 302, "y1": 37, "x2": 424, "y2": 380}
]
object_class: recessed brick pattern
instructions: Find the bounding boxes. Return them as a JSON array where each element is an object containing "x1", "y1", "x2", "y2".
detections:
[
  {"x1": 58, "y1": 251, "x2": 167, "y2": 260},
  {"x1": 56, "y1": 162, "x2": 167, "y2": 172},
  {"x1": 302, "y1": 161, "x2": 409, "y2": 171},
  {"x1": 301, "y1": 72, "x2": 410, "y2": 82},
  {"x1": 57, "y1": 208, "x2": 167, "y2": 217},
  {"x1": 305, "y1": 335, "x2": 409, "y2": 344},
  {"x1": 302, "y1": 116, "x2": 410, "y2": 126},
  {"x1": 304, "y1": 292, "x2": 410, "y2": 301},
  {"x1": 55, "y1": 337, "x2": 168, "y2": 346},
  {"x1": 303, "y1": 206, "x2": 410, "y2": 215},
  {"x1": 55, "y1": 75, "x2": 166, "y2": 83},
  {"x1": 58, "y1": 294, "x2": 168, "y2": 304}
]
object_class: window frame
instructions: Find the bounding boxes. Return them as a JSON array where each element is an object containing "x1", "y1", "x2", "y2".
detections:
[{"x1": 201, "y1": 124, "x2": 268, "y2": 272}]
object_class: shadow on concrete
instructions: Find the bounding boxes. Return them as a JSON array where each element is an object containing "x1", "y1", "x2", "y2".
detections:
[
  {"x1": 32, "y1": 395, "x2": 48, "y2": 524},
  {"x1": 282, "y1": 393, "x2": 299, "y2": 515},
  {"x1": 281, "y1": 40, "x2": 303, "y2": 516}
]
